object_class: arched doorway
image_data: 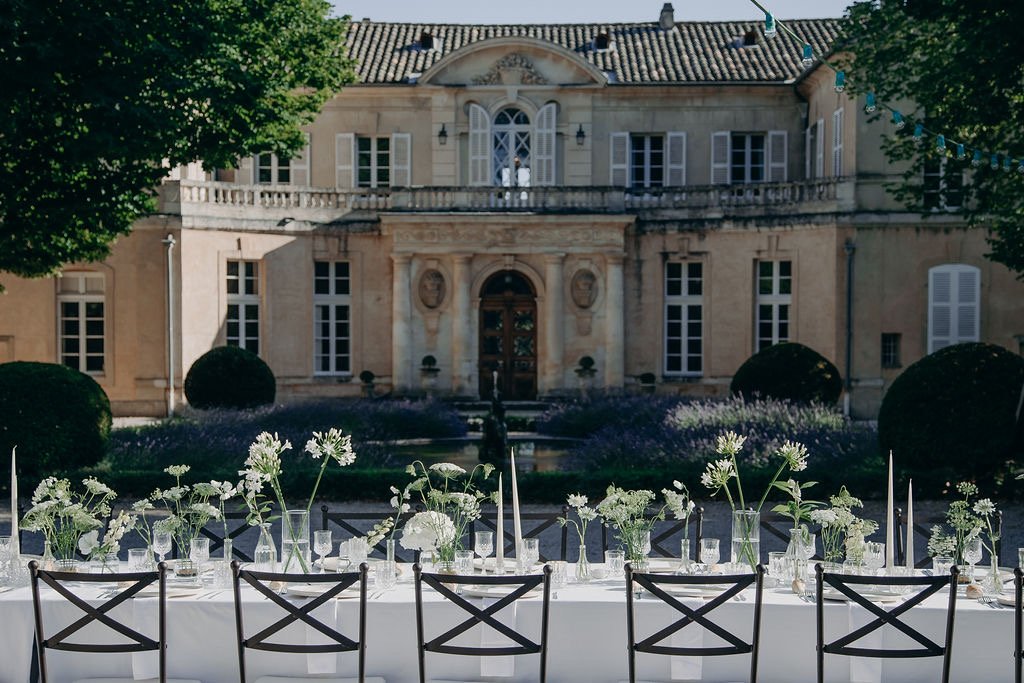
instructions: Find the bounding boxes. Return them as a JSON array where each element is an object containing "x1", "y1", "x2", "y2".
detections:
[{"x1": 479, "y1": 270, "x2": 537, "y2": 400}]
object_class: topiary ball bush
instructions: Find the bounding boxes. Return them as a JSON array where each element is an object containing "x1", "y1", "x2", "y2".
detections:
[
  {"x1": 730, "y1": 342, "x2": 842, "y2": 404},
  {"x1": 0, "y1": 361, "x2": 112, "y2": 479},
  {"x1": 878, "y1": 342, "x2": 1024, "y2": 493},
  {"x1": 184, "y1": 346, "x2": 276, "y2": 409}
]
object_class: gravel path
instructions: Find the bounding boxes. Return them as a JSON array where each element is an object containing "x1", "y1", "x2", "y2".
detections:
[{"x1": 4, "y1": 499, "x2": 1021, "y2": 568}]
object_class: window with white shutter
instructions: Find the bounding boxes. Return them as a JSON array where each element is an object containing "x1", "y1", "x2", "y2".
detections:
[
  {"x1": 610, "y1": 132, "x2": 629, "y2": 186},
  {"x1": 288, "y1": 133, "x2": 311, "y2": 186},
  {"x1": 391, "y1": 133, "x2": 411, "y2": 187},
  {"x1": 832, "y1": 108, "x2": 844, "y2": 177},
  {"x1": 711, "y1": 131, "x2": 730, "y2": 184},
  {"x1": 665, "y1": 261, "x2": 703, "y2": 376},
  {"x1": 666, "y1": 132, "x2": 686, "y2": 186},
  {"x1": 335, "y1": 133, "x2": 354, "y2": 188},
  {"x1": 928, "y1": 264, "x2": 980, "y2": 353},
  {"x1": 468, "y1": 103, "x2": 491, "y2": 186},
  {"x1": 533, "y1": 103, "x2": 556, "y2": 186},
  {"x1": 768, "y1": 130, "x2": 787, "y2": 182},
  {"x1": 815, "y1": 119, "x2": 825, "y2": 178}
]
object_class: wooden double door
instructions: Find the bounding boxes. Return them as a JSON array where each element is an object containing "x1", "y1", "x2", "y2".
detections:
[{"x1": 478, "y1": 271, "x2": 537, "y2": 400}]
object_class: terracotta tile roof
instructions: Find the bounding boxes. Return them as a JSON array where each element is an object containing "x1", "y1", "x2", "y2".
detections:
[{"x1": 344, "y1": 18, "x2": 843, "y2": 85}]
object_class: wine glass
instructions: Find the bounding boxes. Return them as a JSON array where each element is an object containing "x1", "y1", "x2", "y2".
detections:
[
  {"x1": 964, "y1": 537, "x2": 983, "y2": 582},
  {"x1": 152, "y1": 531, "x2": 172, "y2": 566},
  {"x1": 801, "y1": 532, "x2": 817, "y2": 561},
  {"x1": 474, "y1": 531, "x2": 494, "y2": 573},
  {"x1": 313, "y1": 530, "x2": 333, "y2": 573},
  {"x1": 862, "y1": 541, "x2": 884, "y2": 574},
  {"x1": 700, "y1": 538, "x2": 720, "y2": 570}
]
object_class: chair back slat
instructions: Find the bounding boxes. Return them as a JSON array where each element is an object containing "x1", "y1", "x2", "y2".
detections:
[
  {"x1": 232, "y1": 561, "x2": 368, "y2": 683},
  {"x1": 815, "y1": 564, "x2": 959, "y2": 683},
  {"x1": 413, "y1": 563, "x2": 552, "y2": 683},
  {"x1": 29, "y1": 561, "x2": 168, "y2": 683},
  {"x1": 625, "y1": 563, "x2": 765, "y2": 683}
]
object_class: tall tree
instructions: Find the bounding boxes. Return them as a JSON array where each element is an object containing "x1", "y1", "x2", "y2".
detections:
[
  {"x1": 0, "y1": 0, "x2": 354, "y2": 282},
  {"x1": 841, "y1": 0, "x2": 1024, "y2": 278}
]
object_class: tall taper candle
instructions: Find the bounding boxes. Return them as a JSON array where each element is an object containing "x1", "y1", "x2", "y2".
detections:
[
  {"x1": 495, "y1": 473, "x2": 505, "y2": 574},
  {"x1": 906, "y1": 479, "x2": 914, "y2": 569},
  {"x1": 10, "y1": 446, "x2": 19, "y2": 558},
  {"x1": 885, "y1": 451, "x2": 894, "y2": 569},
  {"x1": 510, "y1": 447, "x2": 523, "y2": 560}
]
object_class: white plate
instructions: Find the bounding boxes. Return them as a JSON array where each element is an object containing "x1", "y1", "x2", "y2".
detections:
[
  {"x1": 461, "y1": 584, "x2": 542, "y2": 599},
  {"x1": 659, "y1": 585, "x2": 729, "y2": 598},
  {"x1": 642, "y1": 558, "x2": 688, "y2": 574},
  {"x1": 315, "y1": 557, "x2": 383, "y2": 571},
  {"x1": 473, "y1": 557, "x2": 542, "y2": 571},
  {"x1": 285, "y1": 583, "x2": 361, "y2": 599},
  {"x1": 821, "y1": 589, "x2": 902, "y2": 604},
  {"x1": 996, "y1": 595, "x2": 1021, "y2": 608},
  {"x1": 135, "y1": 584, "x2": 204, "y2": 598}
]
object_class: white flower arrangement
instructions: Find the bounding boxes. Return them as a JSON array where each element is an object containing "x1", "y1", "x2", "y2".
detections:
[
  {"x1": 808, "y1": 486, "x2": 871, "y2": 562},
  {"x1": 558, "y1": 493, "x2": 599, "y2": 546},
  {"x1": 21, "y1": 476, "x2": 116, "y2": 561},
  {"x1": 400, "y1": 510, "x2": 457, "y2": 552},
  {"x1": 596, "y1": 484, "x2": 689, "y2": 565}
]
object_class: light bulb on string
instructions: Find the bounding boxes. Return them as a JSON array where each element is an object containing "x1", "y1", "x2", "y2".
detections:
[
  {"x1": 991, "y1": 154, "x2": 999, "y2": 170},
  {"x1": 892, "y1": 111, "x2": 905, "y2": 129},
  {"x1": 972, "y1": 149, "x2": 983, "y2": 167},
  {"x1": 1017, "y1": 160, "x2": 1024, "y2": 174},
  {"x1": 1003, "y1": 157, "x2": 1012, "y2": 172},
  {"x1": 764, "y1": 13, "x2": 777, "y2": 39},
  {"x1": 802, "y1": 44, "x2": 814, "y2": 68},
  {"x1": 834, "y1": 71, "x2": 845, "y2": 93},
  {"x1": 935, "y1": 134, "x2": 946, "y2": 154},
  {"x1": 956, "y1": 143, "x2": 966, "y2": 160},
  {"x1": 913, "y1": 123, "x2": 924, "y2": 141},
  {"x1": 864, "y1": 92, "x2": 876, "y2": 113}
]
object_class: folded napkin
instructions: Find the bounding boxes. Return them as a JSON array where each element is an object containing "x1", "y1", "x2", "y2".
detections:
[
  {"x1": 304, "y1": 596, "x2": 340, "y2": 674},
  {"x1": 479, "y1": 596, "x2": 516, "y2": 677},
  {"x1": 131, "y1": 596, "x2": 160, "y2": 680},
  {"x1": 848, "y1": 602, "x2": 883, "y2": 683},
  {"x1": 669, "y1": 598, "x2": 703, "y2": 682}
]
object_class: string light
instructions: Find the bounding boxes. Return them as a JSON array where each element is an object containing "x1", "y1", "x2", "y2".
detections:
[
  {"x1": 891, "y1": 111, "x2": 905, "y2": 129},
  {"x1": 913, "y1": 123, "x2": 924, "y2": 141},
  {"x1": 991, "y1": 154, "x2": 1000, "y2": 170},
  {"x1": 1018, "y1": 160, "x2": 1024, "y2": 174},
  {"x1": 864, "y1": 92, "x2": 876, "y2": 113},
  {"x1": 972, "y1": 150, "x2": 983, "y2": 167},
  {"x1": 956, "y1": 143, "x2": 965, "y2": 160},
  {"x1": 764, "y1": 13, "x2": 777, "y2": 38},
  {"x1": 802, "y1": 44, "x2": 814, "y2": 68},
  {"x1": 935, "y1": 134, "x2": 946, "y2": 153},
  {"x1": 834, "y1": 71, "x2": 845, "y2": 93},
  {"x1": 1003, "y1": 157, "x2": 1012, "y2": 173}
]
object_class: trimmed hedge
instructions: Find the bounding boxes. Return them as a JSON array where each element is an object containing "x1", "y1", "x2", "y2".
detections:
[
  {"x1": 0, "y1": 362, "x2": 111, "y2": 480},
  {"x1": 730, "y1": 342, "x2": 842, "y2": 405},
  {"x1": 184, "y1": 346, "x2": 276, "y2": 409},
  {"x1": 878, "y1": 342, "x2": 1024, "y2": 496}
]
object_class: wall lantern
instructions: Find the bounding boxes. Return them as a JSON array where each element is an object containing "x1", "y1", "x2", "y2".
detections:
[
  {"x1": 576, "y1": 124, "x2": 586, "y2": 145},
  {"x1": 438, "y1": 124, "x2": 448, "y2": 145}
]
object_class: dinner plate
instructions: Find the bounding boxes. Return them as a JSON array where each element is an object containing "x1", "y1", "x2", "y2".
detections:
[
  {"x1": 316, "y1": 556, "x2": 383, "y2": 572},
  {"x1": 659, "y1": 585, "x2": 730, "y2": 598},
  {"x1": 821, "y1": 589, "x2": 902, "y2": 604},
  {"x1": 461, "y1": 584, "x2": 542, "y2": 599},
  {"x1": 642, "y1": 558, "x2": 687, "y2": 574},
  {"x1": 135, "y1": 584, "x2": 205, "y2": 599},
  {"x1": 285, "y1": 583, "x2": 361, "y2": 599},
  {"x1": 473, "y1": 557, "x2": 542, "y2": 571},
  {"x1": 996, "y1": 595, "x2": 1021, "y2": 608}
]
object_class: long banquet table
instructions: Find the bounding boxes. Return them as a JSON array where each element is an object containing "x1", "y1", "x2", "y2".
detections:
[{"x1": 0, "y1": 563, "x2": 1017, "y2": 683}]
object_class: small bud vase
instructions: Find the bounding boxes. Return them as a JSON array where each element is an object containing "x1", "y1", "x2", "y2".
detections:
[{"x1": 575, "y1": 544, "x2": 591, "y2": 583}]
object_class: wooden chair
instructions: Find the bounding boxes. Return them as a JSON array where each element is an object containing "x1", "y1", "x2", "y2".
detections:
[
  {"x1": 1015, "y1": 567, "x2": 1022, "y2": 683},
  {"x1": 625, "y1": 563, "x2": 765, "y2": 683},
  {"x1": 469, "y1": 507, "x2": 568, "y2": 562},
  {"x1": 232, "y1": 561, "x2": 382, "y2": 683},
  {"x1": 413, "y1": 563, "x2": 552, "y2": 683},
  {"x1": 320, "y1": 504, "x2": 421, "y2": 562},
  {"x1": 815, "y1": 563, "x2": 959, "y2": 683},
  {"x1": 29, "y1": 560, "x2": 193, "y2": 683}
]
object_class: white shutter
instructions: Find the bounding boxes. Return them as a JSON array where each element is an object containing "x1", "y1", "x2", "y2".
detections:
[
  {"x1": 815, "y1": 119, "x2": 825, "y2": 178},
  {"x1": 928, "y1": 264, "x2": 981, "y2": 353},
  {"x1": 666, "y1": 132, "x2": 686, "y2": 186},
  {"x1": 768, "y1": 130, "x2": 787, "y2": 182},
  {"x1": 289, "y1": 133, "x2": 311, "y2": 186},
  {"x1": 610, "y1": 132, "x2": 629, "y2": 186},
  {"x1": 237, "y1": 156, "x2": 254, "y2": 184},
  {"x1": 832, "y1": 109, "x2": 844, "y2": 177},
  {"x1": 710, "y1": 131, "x2": 730, "y2": 184},
  {"x1": 391, "y1": 133, "x2": 411, "y2": 187},
  {"x1": 533, "y1": 103, "x2": 556, "y2": 186},
  {"x1": 468, "y1": 103, "x2": 491, "y2": 186},
  {"x1": 805, "y1": 126, "x2": 812, "y2": 180},
  {"x1": 335, "y1": 133, "x2": 355, "y2": 188}
]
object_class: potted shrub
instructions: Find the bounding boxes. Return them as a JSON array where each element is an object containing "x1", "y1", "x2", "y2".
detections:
[
  {"x1": 359, "y1": 370, "x2": 376, "y2": 398},
  {"x1": 575, "y1": 356, "x2": 597, "y2": 396},
  {"x1": 637, "y1": 372, "x2": 657, "y2": 394},
  {"x1": 420, "y1": 355, "x2": 441, "y2": 395}
]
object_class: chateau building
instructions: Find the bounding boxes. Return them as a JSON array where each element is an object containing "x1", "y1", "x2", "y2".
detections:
[{"x1": 2, "y1": 5, "x2": 1022, "y2": 417}]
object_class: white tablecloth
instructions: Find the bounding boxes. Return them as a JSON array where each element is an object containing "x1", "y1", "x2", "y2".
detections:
[{"x1": 0, "y1": 571, "x2": 1016, "y2": 683}]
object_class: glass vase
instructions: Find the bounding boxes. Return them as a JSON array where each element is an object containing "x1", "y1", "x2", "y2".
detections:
[
  {"x1": 575, "y1": 543, "x2": 591, "y2": 583},
  {"x1": 280, "y1": 509, "x2": 310, "y2": 574},
  {"x1": 986, "y1": 554, "x2": 1003, "y2": 595},
  {"x1": 90, "y1": 552, "x2": 119, "y2": 574},
  {"x1": 623, "y1": 529, "x2": 650, "y2": 571},
  {"x1": 41, "y1": 540, "x2": 56, "y2": 571},
  {"x1": 254, "y1": 523, "x2": 277, "y2": 572},
  {"x1": 731, "y1": 509, "x2": 760, "y2": 570},
  {"x1": 221, "y1": 538, "x2": 233, "y2": 561},
  {"x1": 785, "y1": 528, "x2": 808, "y2": 586},
  {"x1": 678, "y1": 539, "x2": 694, "y2": 574},
  {"x1": 385, "y1": 538, "x2": 396, "y2": 563}
]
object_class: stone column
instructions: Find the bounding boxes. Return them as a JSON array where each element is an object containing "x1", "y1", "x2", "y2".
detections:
[
  {"x1": 450, "y1": 254, "x2": 473, "y2": 396},
  {"x1": 543, "y1": 253, "x2": 566, "y2": 395},
  {"x1": 604, "y1": 253, "x2": 625, "y2": 388},
  {"x1": 391, "y1": 253, "x2": 412, "y2": 392}
]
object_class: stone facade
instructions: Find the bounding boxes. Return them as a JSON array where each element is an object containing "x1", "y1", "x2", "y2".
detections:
[{"x1": 1, "y1": 14, "x2": 1021, "y2": 417}]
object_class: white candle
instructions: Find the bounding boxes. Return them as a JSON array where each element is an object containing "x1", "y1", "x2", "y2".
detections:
[
  {"x1": 510, "y1": 447, "x2": 523, "y2": 561},
  {"x1": 495, "y1": 473, "x2": 505, "y2": 573},
  {"x1": 906, "y1": 479, "x2": 914, "y2": 569},
  {"x1": 885, "y1": 452, "x2": 894, "y2": 569},
  {"x1": 10, "y1": 446, "x2": 18, "y2": 558}
]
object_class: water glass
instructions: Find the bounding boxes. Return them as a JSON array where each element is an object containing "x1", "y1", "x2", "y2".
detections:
[
  {"x1": 1018, "y1": 547, "x2": 1024, "y2": 569},
  {"x1": 210, "y1": 560, "x2": 232, "y2": 589},
  {"x1": 190, "y1": 538, "x2": 210, "y2": 582},
  {"x1": 128, "y1": 548, "x2": 153, "y2": 572},
  {"x1": 862, "y1": 541, "x2": 884, "y2": 574},
  {"x1": 700, "y1": 538, "x2": 721, "y2": 568},
  {"x1": 474, "y1": 531, "x2": 494, "y2": 568},
  {"x1": 520, "y1": 538, "x2": 539, "y2": 570},
  {"x1": 375, "y1": 560, "x2": 397, "y2": 591},
  {"x1": 932, "y1": 555, "x2": 954, "y2": 577},
  {"x1": 0, "y1": 536, "x2": 12, "y2": 585},
  {"x1": 605, "y1": 549, "x2": 625, "y2": 579},
  {"x1": 802, "y1": 533, "x2": 817, "y2": 561},
  {"x1": 348, "y1": 537, "x2": 369, "y2": 568},
  {"x1": 313, "y1": 530, "x2": 333, "y2": 573},
  {"x1": 152, "y1": 531, "x2": 172, "y2": 564},
  {"x1": 548, "y1": 560, "x2": 567, "y2": 596},
  {"x1": 767, "y1": 551, "x2": 789, "y2": 581},
  {"x1": 455, "y1": 549, "x2": 475, "y2": 576}
]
